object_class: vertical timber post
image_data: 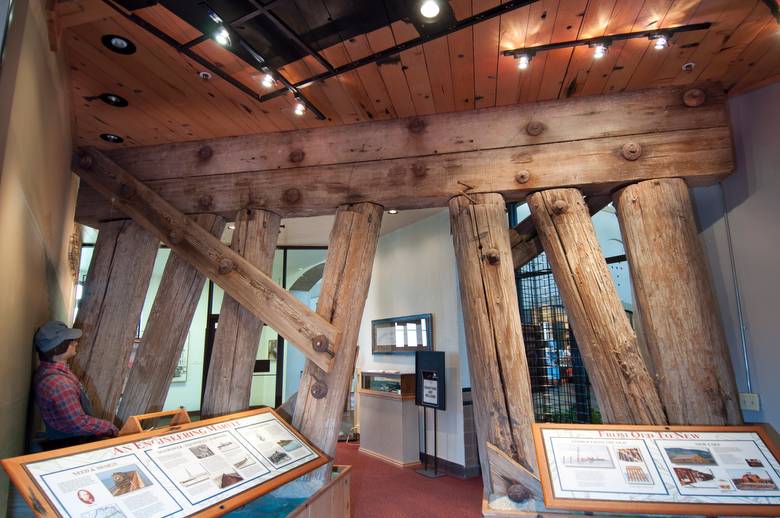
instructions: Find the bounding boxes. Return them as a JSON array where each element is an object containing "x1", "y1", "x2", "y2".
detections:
[
  {"x1": 449, "y1": 193, "x2": 538, "y2": 493},
  {"x1": 201, "y1": 209, "x2": 281, "y2": 418},
  {"x1": 527, "y1": 188, "x2": 667, "y2": 425},
  {"x1": 294, "y1": 203, "x2": 383, "y2": 484},
  {"x1": 613, "y1": 178, "x2": 742, "y2": 425},
  {"x1": 72, "y1": 220, "x2": 159, "y2": 422},
  {"x1": 117, "y1": 214, "x2": 225, "y2": 423}
]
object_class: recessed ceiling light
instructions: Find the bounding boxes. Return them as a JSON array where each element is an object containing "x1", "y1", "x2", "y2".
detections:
[
  {"x1": 101, "y1": 34, "x2": 136, "y2": 55},
  {"x1": 420, "y1": 0, "x2": 440, "y2": 19},
  {"x1": 388, "y1": 209, "x2": 399, "y2": 214},
  {"x1": 98, "y1": 93, "x2": 128, "y2": 107},
  {"x1": 198, "y1": 71, "x2": 213, "y2": 80},
  {"x1": 100, "y1": 133, "x2": 124, "y2": 144}
]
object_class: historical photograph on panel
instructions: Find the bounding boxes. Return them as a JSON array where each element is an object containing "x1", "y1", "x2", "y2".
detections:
[
  {"x1": 728, "y1": 469, "x2": 779, "y2": 491},
  {"x1": 558, "y1": 443, "x2": 615, "y2": 469},
  {"x1": 96, "y1": 465, "x2": 153, "y2": 497},
  {"x1": 665, "y1": 447, "x2": 718, "y2": 466},
  {"x1": 617, "y1": 448, "x2": 644, "y2": 463},
  {"x1": 673, "y1": 467, "x2": 720, "y2": 489},
  {"x1": 622, "y1": 465, "x2": 653, "y2": 485}
]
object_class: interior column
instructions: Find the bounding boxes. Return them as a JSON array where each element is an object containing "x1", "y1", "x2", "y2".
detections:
[
  {"x1": 527, "y1": 188, "x2": 667, "y2": 424},
  {"x1": 613, "y1": 178, "x2": 742, "y2": 425},
  {"x1": 449, "y1": 193, "x2": 538, "y2": 492}
]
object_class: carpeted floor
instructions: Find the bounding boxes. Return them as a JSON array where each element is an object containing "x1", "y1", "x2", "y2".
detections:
[{"x1": 334, "y1": 442, "x2": 484, "y2": 517}]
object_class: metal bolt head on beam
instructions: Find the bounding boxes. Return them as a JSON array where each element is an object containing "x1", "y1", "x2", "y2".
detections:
[
  {"x1": 507, "y1": 484, "x2": 532, "y2": 503},
  {"x1": 515, "y1": 171, "x2": 530, "y2": 184},
  {"x1": 284, "y1": 188, "x2": 302, "y2": 204},
  {"x1": 552, "y1": 199, "x2": 569, "y2": 214},
  {"x1": 79, "y1": 153, "x2": 94, "y2": 170},
  {"x1": 311, "y1": 380, "x2": 328, "y2": 399},
  {"x1": 198, "y1": 145, "x2": 214, "y2": 161},
  {"x1": 683, "y1": 88, "x2": 706, "y2": 107},
  {"x1": 289, "y1": 149, "x2": 306, "y2": 163},
  {"x1": 526, "y1": 121, "x2": 544, "y2": 136},
  {"x1": 218, "y1": 258, "x2": 234, "y2": 275},
  {"x1": 485, "y1": 248, "x2": 501, "y2": 265},
  {"x1": 621, "y1": 142, "x2": 642, "y2": 161},
  {"x1": 408, "y1": 117, "x2": 427, "y2": 134},
  {"x1": 198, "y1": 194, "x2": 214, "y2": 210}
]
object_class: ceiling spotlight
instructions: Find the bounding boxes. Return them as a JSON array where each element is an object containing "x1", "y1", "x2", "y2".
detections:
[
  {"x1": 100, "y1": 133, "x2": 124, "y2": 144},
  {"x1": 198, "y1": 71, "x2": 213, "y2": 80},
  {"x1": 517, "y1": 53, "x2": 532, "y2": 70},
  {"x1": 294, "y1": 101, "x2": 306, "y2": 116},
  {"x1": 388, "y1": 209, "x2": 399, "y2": 214},
  {"x1": 261, "y1": 73, "x2": 275, "y2": 88},
  {"x1": 101, "y1": 34, "x2": 136, "y2": 55},
  {"x1": 214, "y1": 27, "x2": 231, "y2": 47},
  {"x1": 591, "y1": 42, "x2": 608, "y2": 59},
  {"x1": 652, "y1": 34, "x2": 668, "y2": 50},
  {"x1": 98, "y1": 93, "x2": 128, "y2": 108},
  {"x1": 420, "y1": 0, "x2": 440, "y2": 19}
]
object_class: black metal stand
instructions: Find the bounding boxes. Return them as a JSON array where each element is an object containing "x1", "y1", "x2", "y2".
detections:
[{"x1": 416, "y1": 406, "x2": 445, "y2": 478}]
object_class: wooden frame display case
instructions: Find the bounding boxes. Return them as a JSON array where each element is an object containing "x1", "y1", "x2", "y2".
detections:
[
  {"x1": 360, "y1": 371, "x2": 416, "y2": 399},
  {"x1": 533, "y1": 423, "x2": 780, "y2": 516},
  {"x1": 2, "y1": 408, "x2": 328, "y2": 518}
]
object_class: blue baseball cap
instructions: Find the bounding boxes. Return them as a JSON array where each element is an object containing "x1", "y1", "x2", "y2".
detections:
[{"x1": 33, "y1": 321, "x2": 82, "y2": 353}]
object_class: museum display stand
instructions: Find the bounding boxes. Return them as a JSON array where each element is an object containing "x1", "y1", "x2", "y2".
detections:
[
  {"x1": 2, "y1": 408, "x2": 351, "y2": 518},
  {"x1": 357, "y1": 371, "x2": 420, "y2": 468}
]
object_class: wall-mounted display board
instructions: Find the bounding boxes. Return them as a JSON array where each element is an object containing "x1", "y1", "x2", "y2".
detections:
[
  {"x1": 415, "y1": 351, "x2": 446, "y2": 411},
  {"x1": 372, "y1": 313, "x2": 433, "y2": 354},
  {"x1": 533, "y1": 423, "x2": 780, "y2": 516},
  {"x1": 1, "y1": 408, "x2": 328, "y2": 518}
]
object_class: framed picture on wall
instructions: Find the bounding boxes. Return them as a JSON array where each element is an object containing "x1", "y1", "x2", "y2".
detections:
[{"x1": 371, "y1": 313, "x2": 433, "y2": 354}]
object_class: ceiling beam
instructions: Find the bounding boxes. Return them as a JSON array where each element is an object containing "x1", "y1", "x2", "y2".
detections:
[{"x1": 75, "y1": 85, "x2": 733, "y2": 224}]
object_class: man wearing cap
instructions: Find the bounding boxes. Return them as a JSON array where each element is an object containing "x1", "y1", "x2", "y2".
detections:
[{"x1": 33, "y1": 321, "x2": 118, "y2": 440}]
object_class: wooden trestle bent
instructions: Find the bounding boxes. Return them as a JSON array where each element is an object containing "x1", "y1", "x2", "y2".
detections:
[
  {"x1": 117, "y1": 214, "x2": 226, "y2": 424},
  {"x1": 72, "y1": 148, "x2": 341, "y2": 374},
  {"x1": 201, "y1": 208, "x2": 281, "y2": 419}
]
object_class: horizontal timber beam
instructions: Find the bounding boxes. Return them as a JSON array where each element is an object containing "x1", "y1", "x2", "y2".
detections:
[
  {"x1": 73, "y1": 148, "x2": 341, "y2": 373},
  {"x1": 75, "y1": 85, "x2": 733, "y2": 224}
]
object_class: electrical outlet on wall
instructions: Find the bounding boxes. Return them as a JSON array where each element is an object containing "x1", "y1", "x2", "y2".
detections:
[{"x1": 739, "y1": 392, "x2": 761, "y2": 412}]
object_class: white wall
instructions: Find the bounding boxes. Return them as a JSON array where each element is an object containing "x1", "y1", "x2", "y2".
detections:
[
  {"x1": 692, "y1": 82, "x2": 780, "y2": 428},
  {"x1": 357, "y1": 210, "x2": 468, "y2": 467}
]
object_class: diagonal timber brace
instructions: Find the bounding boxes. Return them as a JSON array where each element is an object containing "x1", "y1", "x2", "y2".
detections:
[{"x1": 73, "y1": 148, "x2": 341, "y2": 373}]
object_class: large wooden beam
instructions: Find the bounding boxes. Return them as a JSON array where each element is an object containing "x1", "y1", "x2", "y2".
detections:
[
  {"x1": 293, "y1": 203, "x2": 383, "y2": 484},
  {"x1": 116, "y1": 214, "x2": 225, "y2": 424},
  {"x1": 527, "y1": 189, "x2": 667, "y2": 425},
  {"x1": 510, "y1": 195, "x2": 611, "y2": 270},
  {"x1": 72, "y1": 220, "x2": 159, "y2": 422},
  {"x1": 75, "y1": 86, "x2": 733, "y2": 224},
  {"x1": 73, "y1": 149, "x2": 340, "y2": 373},
  {"x1": 201, "y1": 209, "x2": 281, "y2": 418},
  {"x1": 450, "y1": 193, "x2": 538, "y2": 493},
  {"x1": 613, "y1": 178, "x2": 742, "y2": 425}
]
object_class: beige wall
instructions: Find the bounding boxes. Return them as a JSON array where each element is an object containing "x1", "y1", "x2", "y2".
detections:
[{"x1": 0, "y1": 0, "x2": 76, "y2": 513}]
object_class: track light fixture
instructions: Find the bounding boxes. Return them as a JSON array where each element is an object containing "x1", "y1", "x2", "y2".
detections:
[
  {"x1": 261, "y1": 73, "x2": 275, "y2": 88},
  {"x1": 420, "y1": 0, "x2": 441, "y2": 19},
  {"x1": 503, "y1": 22, "x2": 712, "y2": 70},
  {"x1": 294, "y1": 100, "x2": 306, "y2": 116},
  {"x1": 214, "y1": 27, "x2": 231, "y2": 47}
]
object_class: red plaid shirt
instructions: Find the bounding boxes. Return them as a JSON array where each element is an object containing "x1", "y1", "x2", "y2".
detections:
[{"x1": 33, "y1": 361, "x2": 118, "y2": 437}]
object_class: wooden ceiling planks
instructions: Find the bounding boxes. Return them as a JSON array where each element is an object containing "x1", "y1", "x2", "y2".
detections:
[{"x1": 60, "y1": 0, "x2": 780, "y2": 150}]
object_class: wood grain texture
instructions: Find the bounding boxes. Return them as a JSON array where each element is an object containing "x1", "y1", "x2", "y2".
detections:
[
  {"x1": 72, "y1": 220, "x2": 159, "y2": 422},
  {"x1": 450, "y1": 193, "x2": 538, "y2": 493},
  {"x1": 510, "y1": 195, "x2": 611, "y2": 270},
  {"x1": 117, "y1": 214, "x2": 225, "y2": 424},
  {"x1": 528, "y1": 189, "x2": 667, "y2": 425},
  {"x1": 201, "y1": 209, "x2": 281, "y2": 418},
  {"x1": 613, "y1": 178, "x2": 742, "y2": 425},
  {"x1": 486, "y1": 442, "x2": 544, "y2": 500},
  {"x1": 293, "y1": 203, "x2": 383, "y2": 484},
  {"x1": 97, "y1": 85, "x2": 728, "y2": 182},
  {"x1": 73, "y1": 148, "x2": 340, "y2": 372}
]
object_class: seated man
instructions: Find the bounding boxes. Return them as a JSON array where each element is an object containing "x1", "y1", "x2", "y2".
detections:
[{"x1": 33, "y1": 321, "x2": 118, "y2": 442}]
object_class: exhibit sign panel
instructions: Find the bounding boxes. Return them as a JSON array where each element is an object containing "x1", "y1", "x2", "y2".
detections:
[
  {"x1": 2, "y1": 408, "x2": 328, "y2": 518},
  {"x1": 533, "y1": 423, "x2": 780, "y2": 516}
]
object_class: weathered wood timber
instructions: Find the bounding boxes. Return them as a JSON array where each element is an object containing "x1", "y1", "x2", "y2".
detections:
[
  {"x1": 510, "y1": 195, "x2": 610, "y2": 270},
  {"x1": 293, "y1": 203, "x2": 383, "y2": 484},
  {"x1": 116, "y1": 214, "x2": 225, "y2": 424},
  {"x1": 613, "y1": 179, "x2": 742, "y2": 425},
  {"x1": 72, "y1": 220, "x2": 159, "y2": 422},
  {"x1": 72, "y1": 149, "x2": 340, "y2": 372},
  {"x1": 76, "y1": 126, "x2": 733, "y2": 224},
  {"x1": 201, "y1": 209, "x2": 281, "y2": 418},
  {"x1": 486, "y1": 442, "x2": 543, "y2": 502},
  {"x1": 450, "y1": 193, "x2": 538, "y2": 493},
  {"x1": 102, "y1": 86, "x2": 727, "y2": 181},
  {"x1": 527, "y1": 189, "x2": 667, "y2": 425}
]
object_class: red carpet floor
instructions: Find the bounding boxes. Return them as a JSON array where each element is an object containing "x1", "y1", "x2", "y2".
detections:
[{"x1": 334, "y1": 442, "x2": 484, "y2": 517}]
